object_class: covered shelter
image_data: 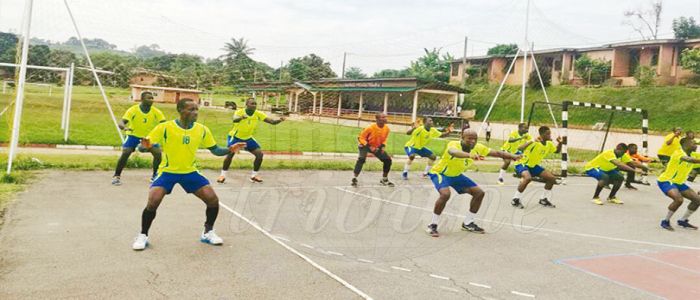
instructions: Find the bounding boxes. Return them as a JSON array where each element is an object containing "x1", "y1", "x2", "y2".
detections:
[
  {"x1": 242, "y1": 78, "x2": 468, "y2": 124},
  {"x1": 130, "y1": 84, "x2": 204, "y2": 104}
]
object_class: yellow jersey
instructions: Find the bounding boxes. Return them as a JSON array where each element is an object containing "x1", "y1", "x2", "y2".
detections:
[
  {"x1": 405, "y1": 126, "x2": 442, "y2": 149},
  {"x1": 658, "y1": 149, "x2": 695, "y2": 184},
  {"x1": 584, "y1": 149, "x2": 632, "y2": 172},
  {"x1": 658, "y1": 133, "x2": 681, "y2": 156},
  {"x1": 122, "y1": 104, "x2": 166, "y2": 138},
  {"x1": 430, "y1": 141, "x2": 491, "y2": 177},
  {"x1": 517, "y1": 140, "x2": 557, "y2": 167},
  {"x1": 147, "y1": 120, "x2": 218, "y2": 174},
  {"x1": 228, "y1": 109, "x2": 268, "y2": 139},
  {"x1": 501, "y1": 131, "x2": 532, "y2": 154}
]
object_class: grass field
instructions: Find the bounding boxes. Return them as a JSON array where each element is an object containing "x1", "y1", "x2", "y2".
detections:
[
  {"x1": 466, "y1": 84, "x2": 700, "y2": 133},
  {"x1": 0, "y1": 84, "x2": 604, "y2": 164}
]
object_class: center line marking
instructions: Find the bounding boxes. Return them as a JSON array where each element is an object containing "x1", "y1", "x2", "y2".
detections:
[
  {"x1": 429, "y1": 274, "x2": 450, "y2": 280},
  {"x1": 391, "y1": 266, "x2": 412, "y2": 272},
  {"x1": 439, "y1": 286, "x2": 462, "y2": 293},
  {"x1": 219, "y1": 202, "x2": 373, "y2": 300},
  {"x1": 326, "y1": 251, "x2": 345, "y2": 256},
  {"x1": 468, "y1": 282, "x2": 492, "y2": 289},
  {"x1": 357, "y1": 258, "x2": 374, "y2": 264},
  {"x1": 511, "y1": 291, "x2": 536, "y2": 298}
]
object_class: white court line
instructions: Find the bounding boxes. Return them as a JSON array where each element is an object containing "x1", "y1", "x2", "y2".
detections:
[
  {"x1": 326, "y1": 251, "x2": 345, "y2": 257},
  {"x1": 439, "y1": 286, "x2": 462, "y2": 293},
  {"x1": 335, "y1": 187, "x2": 700, "y2": 251},
  {"x1": 428, "y1": 274, "x2": 450, "y2": 280},
  {"x1": 371, "y1": 267, "x2": 390, "y2": 273},
  {"x1": 390, "y1": 266, "x2": 412, "y2": 272},
  {"x1": 511, "y1": 291, "x2": 536, "y2": 298},
  {"x1": 300, "y1": 243, "x2": 315, "y2": 249},
  {"x1": 468, "y1": 282, "x2": 492, "y2": 289},
  {"x1": 213, "y1": 182, "x2": 594, "y2": 191},
  {"x1": 357, "y1": 258, "x2": 374, "y2": 264},
  {"x1": 218, "y1": 202, "x2": 373, "y2": 300},
  {"x1": 273, "y1": 235, "x2": 290, "y2": 242}
]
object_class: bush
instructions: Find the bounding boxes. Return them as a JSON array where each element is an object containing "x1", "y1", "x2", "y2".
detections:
[
  {"x1": 634, "y1": 66, "x2": 657, "y2": 87},
  {"x1": 528, "y1": 64, "x2": 551, "y2": 89},
  {"x1": 681, "y1": 48, "x2": 700, "y2": 74},
  {"x1": 574, "y1": 55, "x2": 611, "y2": 85}
]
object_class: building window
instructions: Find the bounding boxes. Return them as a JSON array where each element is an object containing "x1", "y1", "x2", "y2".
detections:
[
  {"x1": 451, "y1": 63, "x2": 459, "y2": 76},
  {"x1": 651, "y1": 50, "x2": 659, "y2": 66}
]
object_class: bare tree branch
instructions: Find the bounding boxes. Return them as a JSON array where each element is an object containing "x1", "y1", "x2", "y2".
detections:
[{"x1": 623, "y1": 1, "x2": 663, "y2": 40}]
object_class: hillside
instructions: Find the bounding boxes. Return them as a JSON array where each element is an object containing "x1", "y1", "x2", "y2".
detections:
[{"x1": 465, "y1": 85, "x2": 700, "y2": 133}]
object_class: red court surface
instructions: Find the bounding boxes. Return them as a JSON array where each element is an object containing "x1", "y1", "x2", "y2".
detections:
[{"x1": 559, "y1": 249, "x2": 700, "y2": 299}]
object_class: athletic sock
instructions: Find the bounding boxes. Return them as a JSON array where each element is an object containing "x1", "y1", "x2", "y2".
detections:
[
  {"x1": 251, "y1": 171, "x2": 258, "y2": 178},
  {"x1": 498, "y1": 169, "x2": 506, "y2": 179},
  {"x1": 542, "y1": 189, "x2": 553, "y2": 200},
  {"x1": 403, "y1": 162, "x2": 410, "y2": 173},
  {"x1": 220, "y1": 170, "x2": 227, "y2": 177},
  {"x1": 431, "y1": 213, "x2": 440, "y2": 225},
  {"x1": 463, "y1": 211, "x2": 476, "y2": 225},
  {"x1": 204, "y1": 206, "x2": 219, "y2": 232},
  {"x1": 141, "y1": 208, "x2": 156, "y2": 235},
  {"x1": 513, "y1": 191, "x2": 523, "y2": 199},
  {"x1": 682, "y1": 209, "x2": 696, "y2": 220},
  {"x1": 665, "y1": 210, "x2": 675, "y2": 221},
  {"x1": 423, "y1": 165, "x2": 431, "y2": 174}
]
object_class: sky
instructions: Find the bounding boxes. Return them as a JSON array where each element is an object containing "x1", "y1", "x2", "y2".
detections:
[{"x1": 0, "y1": 0, "x2": 699, "y2": 75}]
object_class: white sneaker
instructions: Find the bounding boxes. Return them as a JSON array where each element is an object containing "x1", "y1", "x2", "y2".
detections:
[
  {"x1": 200, "y1": 229, "x2": 223, "y2": 245},
  {"x1": 132, "y1": 233, "x2": 148, "y2": 250}
]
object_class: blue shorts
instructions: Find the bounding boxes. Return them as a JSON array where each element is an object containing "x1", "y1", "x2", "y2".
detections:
[
  {"x1": 429, "y1": 173, "x2": 477, "y2": 194},
  {"x1": 404, "y1": 146, "x2": 434, "y2": 158},
  {"x1": 585, "y1": 168, "x2": 622, "y2": 180},
  {"x1": 122, "y1": 135, "x2": 159, "y2": 149},
  {"x1": 227, "y1": 135, "x2": 260, "y2": 151},
  {"x1": 657, "y1": 181, "x2": 690, "y2": 194},
  {"x1": 515, "y1": 164, "x2": 545, "y2": 176},
  {"x1": 151, "y1": 171, "x2": 210, "y2": 194}
]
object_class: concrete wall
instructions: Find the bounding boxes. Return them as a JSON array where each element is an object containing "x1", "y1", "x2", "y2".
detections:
[{"x1": 611, "y1": 49, "x2": 630, "y2": 77}]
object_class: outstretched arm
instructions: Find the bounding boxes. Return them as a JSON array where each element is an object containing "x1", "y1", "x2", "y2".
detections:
[
  {"x1": 207, "y1": 142, "x2": 247, "y2": 156},
  {"x1": 488, "y1": 149, "x2": 520, "y2": 161},
  {"x1": 627, "y1": 161, "x2": 649, "y2": 172},
  {"x1": 264, "y1": 116, "x2": 286, "y2": 125},
  {"x1": 555, "y1": 137, "x2": 563, "y2": 154},
  {"x1": 612, "y1": 159, "x2": 638, "y2": 172},
  {"x1": 118, "y1": 119, "x2": 130, "y2": 131},
  {"x1": 681, "y1": 156, "x2": 700, "y2": 164}
]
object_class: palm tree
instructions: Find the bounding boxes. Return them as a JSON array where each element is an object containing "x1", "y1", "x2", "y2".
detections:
[{"x1": 221, "y1": 37, "x2": 255, "y2": 61}]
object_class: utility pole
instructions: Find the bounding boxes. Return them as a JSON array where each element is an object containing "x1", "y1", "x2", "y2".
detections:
[
  {"x1": 520, "y1": 0, "x2": 531, "y2": 123},
  {"x1": 462, "y1": 36, "x2": 468, "y2": 86},
  {"x1": 341, "y1": 52, "x2": 347, "y2": 79}
]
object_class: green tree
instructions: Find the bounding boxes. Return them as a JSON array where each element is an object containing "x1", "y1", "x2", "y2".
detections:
[
  {"x1": 408, "y1": 48, "x2": 453, "y2": 82},
  {"x1": 681, "y1": 48, "x2": 700, "y2": 74},
  {"x1": 372, "y1": 68, "x2": 410, "y2": 78},
  {"x1": 574, "y1": 55, "x2": 611, "y2": 85},
  {"x1": 133, "y1": 44, "x2": 166, "y2": 59},
  {"x1": 527, "y1": 60, "x2": 551, "y2": 89},
  {"x1": 221, "y1": 37, "x2": 255, "y2": 62},
  {"x1": 0, "y1": 32, "x2": 18, "y2": 63},
  {"x1": 487, "y1": 44, "x2": 518, "y2": 55},
  {"x1": 344, "y1": 66, "x2": 367, "y2": 79},
  {"x1": 287, "y1": 54, "x2": 336, "y2": 81},
  {"x1": 673, "y1": 17, "x2": 700, "y2": 39},
  {"x1": 88, "y1": 52, "x2": 138, "y2": 87}
]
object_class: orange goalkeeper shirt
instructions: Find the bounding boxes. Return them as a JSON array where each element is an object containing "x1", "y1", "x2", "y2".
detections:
[{"x1": 358, "y1": 123, "x2": 390, "y2": 148}]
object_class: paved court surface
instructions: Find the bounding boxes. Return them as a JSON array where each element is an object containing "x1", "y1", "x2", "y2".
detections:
[{"x1": 2, "y1": 169, "x2": 699, "y2": 299}]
